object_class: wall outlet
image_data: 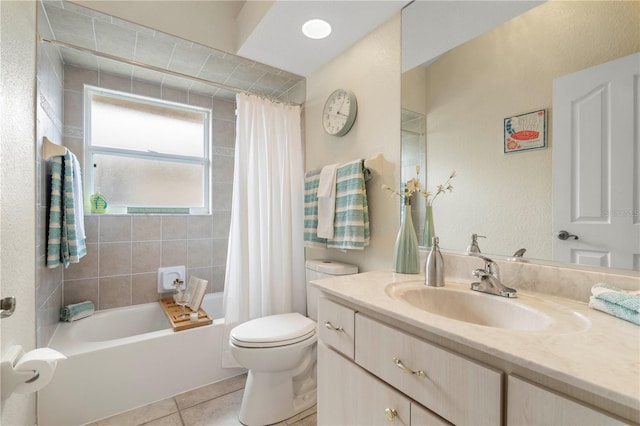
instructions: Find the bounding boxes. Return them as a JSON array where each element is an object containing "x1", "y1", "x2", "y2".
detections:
[{"x1": 157, "y1": 266, "x2": 186, "y2": 293}]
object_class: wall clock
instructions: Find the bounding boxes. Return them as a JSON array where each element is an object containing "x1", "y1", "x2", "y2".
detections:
[{"x1": 322, "y1": 89, "x2": 357, "y2": 136}]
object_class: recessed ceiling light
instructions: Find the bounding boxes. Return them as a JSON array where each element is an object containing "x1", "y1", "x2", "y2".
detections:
[{"x1": 302, "y1": 19, "x2": 332, "y2": 40}]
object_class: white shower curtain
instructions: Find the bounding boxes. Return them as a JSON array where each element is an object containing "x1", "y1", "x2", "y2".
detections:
[{"x1": 221, "y1": 93, "x2": 306, "y2": 368}]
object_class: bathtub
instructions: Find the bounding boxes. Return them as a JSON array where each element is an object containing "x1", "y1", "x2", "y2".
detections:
[{"x1": 39, "y1": 293, "x2": 245, "y2": 425}]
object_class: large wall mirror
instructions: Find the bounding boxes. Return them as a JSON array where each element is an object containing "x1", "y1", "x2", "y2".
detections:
[{"x1": 401, "y1": 1, "x2": 639, "y2": 271}]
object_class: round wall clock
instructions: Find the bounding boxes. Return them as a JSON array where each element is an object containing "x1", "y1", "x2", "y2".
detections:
[{"x1": 322, "y1": 89, "x2": 357, "y2": 136}]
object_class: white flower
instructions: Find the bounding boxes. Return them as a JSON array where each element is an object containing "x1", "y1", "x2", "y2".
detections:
[
  {"x1": 381, "y1": 165, "x2": 423, "y2": 204},
  {"x1": 422, "y1": 171, "x2": 456, "y2": 206}
]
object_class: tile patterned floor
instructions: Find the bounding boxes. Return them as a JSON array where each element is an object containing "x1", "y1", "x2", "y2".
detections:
[{"x1": 86, "y1": 374, "x2": 317, "y2": 426}]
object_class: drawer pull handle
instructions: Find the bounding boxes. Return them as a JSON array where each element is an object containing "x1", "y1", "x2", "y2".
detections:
[
  {"x1": 393, "y1": 357, "x2": 426, "y2": 378},
  {"x1": 385, "y1": 408, "x2": 398, "y2": 422},
  {"x1": 324, "y1": 321, "x2": 344, "y2": 332}
]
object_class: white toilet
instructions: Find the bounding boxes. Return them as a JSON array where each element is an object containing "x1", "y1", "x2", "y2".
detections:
[{"x1": 229, "y1": 259, "x2": 358, "y2": 426}]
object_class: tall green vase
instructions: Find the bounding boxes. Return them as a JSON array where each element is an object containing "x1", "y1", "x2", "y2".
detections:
[
  {"x1": 422, "y1": 204, "x2": 435, "y2": 249},
  {"x1": 393, "y1": 203, "x2": 420, "y2": 274}
]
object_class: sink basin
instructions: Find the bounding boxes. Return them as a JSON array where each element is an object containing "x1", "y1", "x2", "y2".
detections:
[{"x1": 386, "y1": 281, "x2": 590, "y2": 332}]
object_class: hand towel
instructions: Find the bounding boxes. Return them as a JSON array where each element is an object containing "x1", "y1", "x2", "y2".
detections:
[
  {"x1": 303, "y1": 160, "x2": 370, "y2": 250},
  {"x1": 317, "y1": 163, "x2": 339, "y2": 239},
  {"x1": 328, "y1": 159, "x2": 370, "y2": 250},
  {"x1": 71, "y1": 153, "x2": 86, "y2": 240},
  {"x1": 47, "y1": 150, "x2": 87, "y2": 268},
  {"x1": 304, "y1": 168, "x2": 328, "y2": 248},
  {"x1": 60, "y1": 301, "x2": 95, "y2": 322},
  {"x1": 588, "y1": 283, "x2": 640, "y2": 325}
]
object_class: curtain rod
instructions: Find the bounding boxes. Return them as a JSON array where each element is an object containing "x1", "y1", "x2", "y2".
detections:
[{"x1": 40, "y1": 37, "x2": 301, "y2": 106}]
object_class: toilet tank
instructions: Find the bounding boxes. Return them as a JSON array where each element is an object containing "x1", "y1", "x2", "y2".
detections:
[{"x1": 305, "y1": 259, "x2": 358, "y2": 321}]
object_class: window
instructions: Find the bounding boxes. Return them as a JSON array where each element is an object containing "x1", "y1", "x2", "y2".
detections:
[{"x1": 85, "y1": 86, "x2": 211, "y2": 214}]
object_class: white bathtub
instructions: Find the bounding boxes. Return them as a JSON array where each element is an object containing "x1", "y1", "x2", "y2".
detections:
[{"x1": 39, "y1": 293, "x2": 245, "y2": 425}]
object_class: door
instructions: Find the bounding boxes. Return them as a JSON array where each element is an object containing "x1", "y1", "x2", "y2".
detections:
[{"x1": 552, "y1": 53, "x2": 640, "y2": 270}]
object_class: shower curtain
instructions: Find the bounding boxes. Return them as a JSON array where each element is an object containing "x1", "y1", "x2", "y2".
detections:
[{"x1": 222, "y1": 93, "x2": 306, "y2": 368}]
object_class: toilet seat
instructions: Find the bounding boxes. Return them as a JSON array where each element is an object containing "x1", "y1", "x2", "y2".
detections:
[{"x1": 230, "y1": 312, "x2": 316, "y2": 348}]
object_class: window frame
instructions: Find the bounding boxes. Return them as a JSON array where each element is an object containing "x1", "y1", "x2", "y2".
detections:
[{"x1": 84, "y1": 85, "x2": 212, "y2": 214}]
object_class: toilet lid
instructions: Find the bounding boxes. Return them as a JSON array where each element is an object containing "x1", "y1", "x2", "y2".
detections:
[{"x1": 230, "y1": 313, "x2": 316, "y2": 348}]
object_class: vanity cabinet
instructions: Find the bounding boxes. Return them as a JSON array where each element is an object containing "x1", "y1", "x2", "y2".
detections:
[
  {"x1": 507, "y1": 375, "x2": 629, "y2": 425},
  {"x1": 317, "y1": 298, "x2": 495, "y2": 425},
  {"x1": 318, "y1": 342, "x2": 450, "y2": 425},
  {"x1": 355, "y1": 314, "x2": 502, "y2": 425},
  {"x1": 317, "y1": 297, "x2": 356, "y2": 358}
]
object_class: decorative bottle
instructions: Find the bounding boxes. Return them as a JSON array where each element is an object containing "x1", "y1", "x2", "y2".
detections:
[
  {"x1": 393, "y1": 202, "x2": 420, "y2": 274},
  {"x1": 422, "y1": 204, "x2": 435, "y2": 249},
  {"x1": 425, "y1": 236, "x2": 444, "y2": 286}
]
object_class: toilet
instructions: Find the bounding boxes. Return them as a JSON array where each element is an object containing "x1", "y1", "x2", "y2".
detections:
[{"x1": 229, "y1": 259, "x2": 358, "y2": 426}]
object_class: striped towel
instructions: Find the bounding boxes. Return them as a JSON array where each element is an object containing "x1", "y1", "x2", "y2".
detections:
[
  {"x1": 60, "y1": 301, "x2": 95, "y2": 322},
  {"x1": 588, "y1": 283, "x2": 640, "y2": 326},
  {"x1": 47, "y1": 150, "x2": 87, "y2": 268},
  {"x1": 304, "y1": 159, "x2": 370, "y2": 250}
]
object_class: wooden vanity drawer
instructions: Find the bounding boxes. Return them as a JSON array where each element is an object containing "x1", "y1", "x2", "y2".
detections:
[
  {"x1": 355, "y1": 314, "x2": 502, "y2": 425},
  {"x1": 318, "y1": 298, "x2": 356, "y2": 359}
]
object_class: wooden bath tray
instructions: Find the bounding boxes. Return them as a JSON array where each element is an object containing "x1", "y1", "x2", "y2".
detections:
[{"x1": 159, "y1": 298, "x2": 213, "y2": 331}]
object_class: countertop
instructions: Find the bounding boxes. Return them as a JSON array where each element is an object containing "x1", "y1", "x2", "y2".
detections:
[{"x1": 311, "y1": 270, "x2": 640, "y2": 418}]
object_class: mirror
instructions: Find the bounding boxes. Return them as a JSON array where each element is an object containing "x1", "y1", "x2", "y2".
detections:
[{"x1": 401, "y1": 0, "x2": 639, "y2": 271}]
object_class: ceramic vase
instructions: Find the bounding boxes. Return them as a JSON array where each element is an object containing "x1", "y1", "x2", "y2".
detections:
[
  {"x1": 422, "y1": 204, "x2": 435, "y2": 249},
  {"x1": 393, "y1": 203, "x2": 420, "y2": 274}
]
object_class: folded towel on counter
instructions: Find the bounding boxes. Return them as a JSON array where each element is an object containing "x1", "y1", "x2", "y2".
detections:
[
  {"x1": 317, "y1": 163, "x2": 339, "y2": 239},
  {"x1": 304, "y1": 160, "x2": 370, "y2": 250},
  {"x1": 588, "y1": 283, "x2": 640, "y2": 326},
  {"x1": 47, "y1": 149, "x2": 87, "y2": 268},
  {"x1": 60, "y1": 301, "x2": 95, "y2": 322}
]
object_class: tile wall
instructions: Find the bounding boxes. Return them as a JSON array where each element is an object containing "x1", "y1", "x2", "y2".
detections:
[
  {"x1": 61, "y1": 64, "x2": 236, "y2": 311},
  {"x1": 36, "y1": 1, "x2": 65, "y2": 347}
]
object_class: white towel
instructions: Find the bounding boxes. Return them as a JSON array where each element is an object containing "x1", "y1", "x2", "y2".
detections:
[
  {"x1": 71, "y1": 152, "x2": 86, "y2": 240},
  {"x1": 317, "y1": 163, "x2": 339, "y2": 239}
]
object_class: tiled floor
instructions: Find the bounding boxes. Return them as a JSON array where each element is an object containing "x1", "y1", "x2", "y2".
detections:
[{"x1": 86, "y1": 374, "x2": 317, "y2": 426}]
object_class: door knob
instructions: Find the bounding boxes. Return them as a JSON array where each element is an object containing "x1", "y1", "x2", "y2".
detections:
[{"x1": 557, "y1": 230, "x2": 579, "y2": 240}]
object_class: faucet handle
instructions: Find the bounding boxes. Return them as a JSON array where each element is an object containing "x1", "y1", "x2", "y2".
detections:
[
  {"x1": 472, "y1": 268, "x2": 490, "y2": 279},
  {"x1": 477, "y1": 255, "x2": 500, "y2": 279}
]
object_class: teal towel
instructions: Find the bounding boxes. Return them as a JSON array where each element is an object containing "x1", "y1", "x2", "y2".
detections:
[
  {"x1": 60, "y1": 301, "x2": 95, "y2": 322},
  {"x1": 304, "y1": 160, "x2": 370, "y2": 250},
  {"x1": 589, "y1": 283, "x2": 640, "y2": 326},
  {"x1": 304, "y1": 168, "x2": 326, "y2": 248},
  {"x1": 47, "y1": 150, "x2": 87, "y2": 268}
]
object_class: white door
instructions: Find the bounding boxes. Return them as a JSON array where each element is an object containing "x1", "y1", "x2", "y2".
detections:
[{"x1": 552, "y1": 53, "x2": 640, "y2": 270}]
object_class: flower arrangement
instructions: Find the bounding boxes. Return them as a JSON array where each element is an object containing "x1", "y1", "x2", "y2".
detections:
[
  {"x1": 382, "y1": 165, "x2": 422, "y2": 204},
  {"x1": 422, "y1": 171, "x2": 456, "y2": 206},
  {"x1": 382, "y1": 166, "x2": 456, "y2": 206}
]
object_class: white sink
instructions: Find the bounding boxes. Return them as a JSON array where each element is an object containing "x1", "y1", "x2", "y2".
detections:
[{"x1": 386, "y1": 281, "x2": 590, "y2": 332}]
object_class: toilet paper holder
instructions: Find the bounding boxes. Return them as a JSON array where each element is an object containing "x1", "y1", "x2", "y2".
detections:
[{"x1": 1, "y1": 345, "x2": 66, "y2": 400}]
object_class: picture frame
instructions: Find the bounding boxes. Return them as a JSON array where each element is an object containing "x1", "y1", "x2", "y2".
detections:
[{"x1": 504, "y1": 109, "x2": 547, "y2": 153}]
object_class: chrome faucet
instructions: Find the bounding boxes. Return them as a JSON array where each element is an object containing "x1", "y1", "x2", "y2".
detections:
[{"x1": 471, "y1": 256, "x2": 517, "y2": 298}]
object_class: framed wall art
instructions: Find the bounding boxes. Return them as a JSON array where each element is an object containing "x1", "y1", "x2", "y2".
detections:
[{"x1": 504, "y1": 109, "x2": 546, "y2": 153}]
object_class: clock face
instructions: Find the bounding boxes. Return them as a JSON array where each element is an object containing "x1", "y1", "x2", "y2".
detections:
[{"x1": 322, "y1": 89, "x2": 357, "y2": 136}]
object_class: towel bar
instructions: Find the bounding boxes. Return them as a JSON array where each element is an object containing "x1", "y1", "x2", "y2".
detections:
[{"x1": 43, "y1": 136, "x2": 67, "y2": 160}]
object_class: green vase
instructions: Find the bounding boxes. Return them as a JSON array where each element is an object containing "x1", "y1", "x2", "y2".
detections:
[
  {"x1": 393, "y1": 203, "x2": 420, "y2": 274},
  {"x1": 422, "y1": 204, "x2": 435, "y2": 249}
]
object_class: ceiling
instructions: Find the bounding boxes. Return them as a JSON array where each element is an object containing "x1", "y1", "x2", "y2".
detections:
[
  {"x1": 41, "y1": 0, "x2": 410, "y2": 101},
  {"x1": 41, "y1": 1, "x2": 306, "y2": 101},
  {"x1": 237, "y1": 0, "x2": 410, "y2": 76}
]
